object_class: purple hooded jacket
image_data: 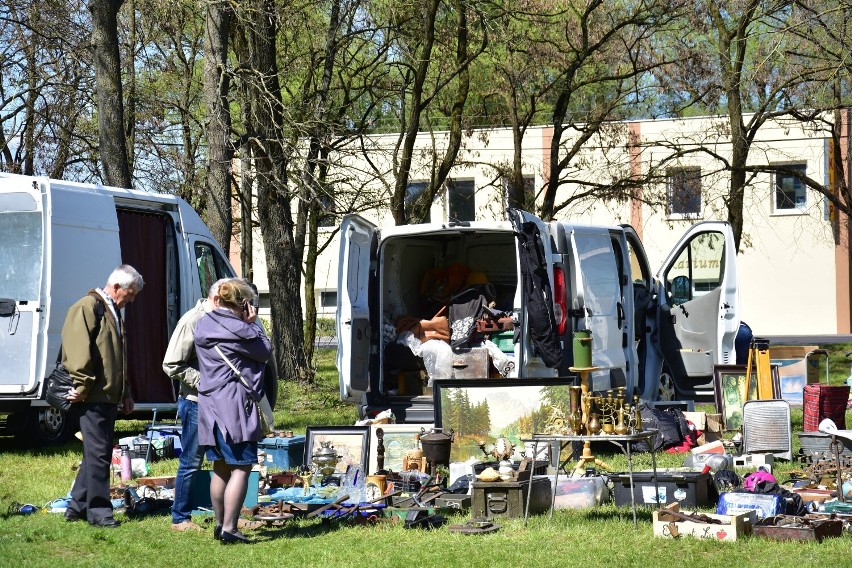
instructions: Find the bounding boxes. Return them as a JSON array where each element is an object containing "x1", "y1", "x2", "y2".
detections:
[{"x1": 195, "y1": 308, "x2": 272, "y2": 446}]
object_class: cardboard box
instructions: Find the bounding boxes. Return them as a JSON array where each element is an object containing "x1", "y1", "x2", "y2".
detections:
[
  {"x1": 705, "y1": 414, "x2": 723, "y2": 434},
  {"x1": 653, "y1": 503, "x2": 755, "y2": 541},
  {"x1": 682, "y1": 411, "x2": 706, "y2": 430}
]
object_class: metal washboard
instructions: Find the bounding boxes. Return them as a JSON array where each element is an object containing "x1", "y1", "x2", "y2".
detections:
[{"x1": 742, "y1": 400, "x2": 793, "y2": 461}]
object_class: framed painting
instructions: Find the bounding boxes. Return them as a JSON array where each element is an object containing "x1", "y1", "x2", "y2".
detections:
[
  {"x1": 713, "y1": 365, "x2": 754, "y2": 431},
  {"x1": 304, "y1": 426, "x2": 370, "y2": 475},
  {"x1": 433, "y1": 377, "x2": 575, "y2": 463},
  {"x1": 368, "y1": 423, "x2": 432, "y2": 474}
]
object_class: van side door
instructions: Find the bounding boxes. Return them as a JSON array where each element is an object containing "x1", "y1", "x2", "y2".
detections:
[
  {"x1": 652, "y1": 221, "x2": 739, "y2": 399},
  {"x1": 337, "y1": 215, "x2": 378, "y2": 402}
]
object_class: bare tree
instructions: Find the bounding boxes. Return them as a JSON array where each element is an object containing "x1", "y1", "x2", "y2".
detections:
[{"x1": 89, "y1": 0, "x2": 132, "y2": 187}]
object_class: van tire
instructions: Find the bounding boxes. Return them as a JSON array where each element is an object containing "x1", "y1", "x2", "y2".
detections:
[
  {"x1": 657, "y1": 367, "x2": 677, "y2": 401},
  {"x1": 24, "y1": 407, "x2": 77, "y2": 445}
]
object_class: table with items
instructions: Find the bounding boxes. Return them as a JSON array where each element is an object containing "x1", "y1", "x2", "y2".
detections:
[{"x1": 522, "y1": 429, "x2": 660, "y2": 528}]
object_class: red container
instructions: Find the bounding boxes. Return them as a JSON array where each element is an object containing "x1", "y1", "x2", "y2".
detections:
[{"x1": 803, "y1": 384, "x2": 849, "y2": 432}]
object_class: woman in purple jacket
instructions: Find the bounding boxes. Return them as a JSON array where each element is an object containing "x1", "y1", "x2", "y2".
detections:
[{"x1": 195, "y1": 279, "x2": 271, "y2": 544}]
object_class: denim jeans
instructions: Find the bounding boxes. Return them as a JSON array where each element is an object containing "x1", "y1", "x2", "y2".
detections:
[{"x1": 171, "y1": 397, "x2": 203, "y2": 524}]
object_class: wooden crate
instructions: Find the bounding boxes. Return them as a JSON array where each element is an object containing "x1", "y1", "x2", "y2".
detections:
[{"x1": 652, "y1": 503, "x2": 756, "y2": 541}]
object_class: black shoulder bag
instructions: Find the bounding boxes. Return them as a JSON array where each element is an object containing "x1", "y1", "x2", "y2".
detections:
[{"x1": 45, "y1": 301, "x2": 106, "y2": 412}]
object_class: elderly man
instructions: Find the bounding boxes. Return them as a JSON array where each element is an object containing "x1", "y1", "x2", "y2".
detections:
[
  {"x1": 63, "y1": 264, "x2": 143, "y2": 528},
  {"x1": 163, "y1": 278, "x2": 231, "y2": 532}
]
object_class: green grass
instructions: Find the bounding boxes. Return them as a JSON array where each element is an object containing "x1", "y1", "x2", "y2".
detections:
[{"x1": 1, "y1": 347, "x2": 851, "y2": 567}]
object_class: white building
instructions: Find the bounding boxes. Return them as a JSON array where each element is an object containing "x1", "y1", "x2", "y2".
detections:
[{"x1": 234, "y1": 112, "x2": 851, "y2": 337}]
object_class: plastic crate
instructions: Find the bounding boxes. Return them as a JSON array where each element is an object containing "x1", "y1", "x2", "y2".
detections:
[
  {"x1": 611, "y1": 469, "x2": 717, "y2": 508},
  {"x1": 123, "y1": 436, "x2": 175, "y2": 462}
]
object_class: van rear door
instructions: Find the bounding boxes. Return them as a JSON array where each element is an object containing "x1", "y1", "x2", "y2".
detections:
[
  {"x1": 0, "y1": 177, "x2": 47, "y2": 395},
  {"x1": 337, "y1": 215, "x2": 377, "y2": 402},
  {"x1": 651, "y1": 221, "x2": 739, "y2": 399}
]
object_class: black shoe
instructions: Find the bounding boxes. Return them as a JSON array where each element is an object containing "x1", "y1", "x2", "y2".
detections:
[
  {"x1": 64, "y1": 509, "x2": 83, "y2": 522},
  {"x1": 89, "y1": 517, "x2": 121, "y2": 528},
  {"x1": 213, "y1": 525, "x2": 222, "y2": 540},
  {"x1": 220, "y1": 530, "x2": 250, "y2": 544}
]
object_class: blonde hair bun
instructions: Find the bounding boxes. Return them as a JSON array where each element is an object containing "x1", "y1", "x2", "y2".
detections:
[{"x1": 218, "y1": 278, "x2": 255, "y2": 308}]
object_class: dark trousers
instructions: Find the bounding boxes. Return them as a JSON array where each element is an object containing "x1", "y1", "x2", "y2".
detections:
[{"x1": 68, "y1": 402, "x2": 118, "y2": 522}]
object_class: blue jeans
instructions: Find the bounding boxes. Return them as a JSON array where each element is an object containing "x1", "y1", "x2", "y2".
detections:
[{"x1": 171, "y1": 397, "x2": 203, "y2": 524}]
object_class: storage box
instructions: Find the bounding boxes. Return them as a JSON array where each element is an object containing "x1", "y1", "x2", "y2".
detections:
[
  {"x1": 797, "y1": 431, "x2": 852, "y2": 458},
  {"x1": 803, "y1": 384, "x2": 850, "y2": 431},
  {"x1": 716, "y1": 491, "x2": 784, "y2": 519},
  {"x1": 452, "y1": 346, "x2": 490, "y2": 379},
  {"x1": 732, "y1": 453, "x2": 774, "y2": 471},
  {"x1": 471, "y1": 477, "x2": 551, "y2": 519},
  {"x1": 653, "y1": 503, "x2": 755, "y2": 541},
  {"x1": 490, "y1": 330, "x2": 515, "y2": 353},
  {"x1": 188, "y1": 470, "x2": 260, "y2": 511},
  {"x1": 612, "y1": 469, "x2": 716, "y2": 508},
  {"x1": 258, "y1": 435, "x2": 306, "y2": 471},
  {"x1": 753, "y1": 515, "x2": 843, "y2": 543},
  {"x1": 547, "y1": 475, "x2": 609, "y2": 509},
  {"x1": 433, "y1": 494, "x2": 471, "y2": 510}
]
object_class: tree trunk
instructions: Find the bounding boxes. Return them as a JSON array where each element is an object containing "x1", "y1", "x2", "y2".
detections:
[
  {"x1": 241, "y1": 0, "x2": 312, "y2": 385},
  {"x1": 88, "y1": 0, "x2": 132, "y2": 188},
  {"x1": 202, "y1": 0, "x2": 234, "y2": 254}
]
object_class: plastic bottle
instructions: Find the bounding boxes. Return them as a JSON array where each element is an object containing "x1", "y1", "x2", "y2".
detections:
[{"x1": 120, "y1": 448, "x2": 132, "y2": 482}]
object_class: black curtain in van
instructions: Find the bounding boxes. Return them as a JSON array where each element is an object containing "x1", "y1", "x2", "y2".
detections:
[{"x1": 117, "y1": 210, "x2": 174, "y2": 403}]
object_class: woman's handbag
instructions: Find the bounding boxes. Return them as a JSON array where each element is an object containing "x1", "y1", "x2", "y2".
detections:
[
  {"x1": 214, "y1": 345, "x2": 275, "y2": 435},
  {"x1": 45, "y1": 351, "x2": 73, "y2": 412}
]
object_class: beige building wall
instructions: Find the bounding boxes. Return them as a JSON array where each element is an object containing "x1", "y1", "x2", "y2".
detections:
[{"x1": 241, "y1": 113, "x2": 849, "y2": 336}]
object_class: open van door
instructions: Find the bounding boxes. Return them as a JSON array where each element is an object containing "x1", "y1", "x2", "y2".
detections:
[
  {"x1": 337, "y1": 215, "x2": 377, "y2": 402},
  {"x1": 651, "y1": 221, "x2": 739, "y2": 399}
]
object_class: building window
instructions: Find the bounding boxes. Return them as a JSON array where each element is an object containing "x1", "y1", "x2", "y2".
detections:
[
  {"x1": 504, "y1": 175, "x2": 535, "y2": 212},
  {"x1": 666, "y1": 167, "x2": 701, "y2": 217},
  {"x1": 319, "y1": 290, "x2": 337, "y2": 309},
  {"x1": 447, "y1": 178, "x2": 475, "y2": 222},
  {"x1": 774, "y1": 164, "x2": 807, "y2": 211},
  {"x1": 405, "y1": 181, "x2": 430, "y2": 223}
]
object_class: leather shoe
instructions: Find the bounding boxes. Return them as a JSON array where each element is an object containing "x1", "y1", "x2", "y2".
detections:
[
  {"x1": 89, "y1": 517, "x2": 121, "y2": 528},
  {"x1": 64, "y1": 509, "x2": 83, "y2": 522},
  {"x1": 220, "y1": 530, "x2": 250, "y2": 544},
  {"x1": 213, "y1": 525, "x2": 222, "y2": 540}
]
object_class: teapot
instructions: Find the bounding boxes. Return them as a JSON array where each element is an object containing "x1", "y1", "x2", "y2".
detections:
[{"x1": 311, "y1": 441, "x2": 341, "y2": 477}]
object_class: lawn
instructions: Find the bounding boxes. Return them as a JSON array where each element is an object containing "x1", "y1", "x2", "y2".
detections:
[{"x1": 1, "y1": 347, "x2": 851, "y2": 568}]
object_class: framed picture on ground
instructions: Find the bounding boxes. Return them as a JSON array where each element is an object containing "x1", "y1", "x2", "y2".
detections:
[
  {"x1": 713, "y1": 365, "x2": 755, "y2": 431},
  {"x1": 433, "y1": 377, "x2": 575, "y2": 463},
  {"x1": 368, "y1": 423, "x2": 432, "y2": 474},
  {"x1": 304, "y1": 426, "x2": 370, "y2": 475}
]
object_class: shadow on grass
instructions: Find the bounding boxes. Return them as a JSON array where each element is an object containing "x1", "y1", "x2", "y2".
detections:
[
  {"x1": 582, "y1": 506, "x2": 657, "y2": 523},
  {"x1": 251, "y1": 517, "x2": 349, "y2": 541}
]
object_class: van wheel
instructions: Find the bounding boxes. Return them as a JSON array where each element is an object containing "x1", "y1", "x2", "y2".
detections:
[
  {"x1": 24, "y1": 407, "x2": 77, "y2": 445},
  {"x1": 657, "y1": 368, "x2": 677, "y2": 401}
]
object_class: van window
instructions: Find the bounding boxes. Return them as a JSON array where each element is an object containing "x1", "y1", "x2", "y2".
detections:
[
  {"x1": 575, "y1": 234, "x2": 620, "y2": 318},
  {"x1": 0, "y1": 205, "x2": 43, "y2": 300},
  {"x1": 664, "y1": 231, "x2": 724, "y2": 305},
  {"x1": 195, "y1": 242, "x2": 235, "y2": 296}
]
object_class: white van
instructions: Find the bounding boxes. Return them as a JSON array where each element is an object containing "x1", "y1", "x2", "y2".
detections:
[
  {"x1": 337, "y1": 210, "x2": 739, "y2": 422},
  {"x1": 0, "y1": 173, "x2": 272, "y2": 445}
]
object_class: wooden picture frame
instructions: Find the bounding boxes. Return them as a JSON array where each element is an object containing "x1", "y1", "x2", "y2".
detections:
[
  {"x1": 713, "y1": 365, "x2": 755, "y2": 431},
  {"x1": 368, "y1": 423, "x2": 432, "y2": 474},
  {"x1": 433, "y1": 377, "x2": 575, "y2": 463},
  {"x1": 304, "y1": 426, "x2": 370, "y2": 476}
]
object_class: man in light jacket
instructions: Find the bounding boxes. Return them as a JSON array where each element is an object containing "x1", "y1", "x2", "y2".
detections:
[{"x1": 162, "y1": 278, "x2": 230, "y2": 532}]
